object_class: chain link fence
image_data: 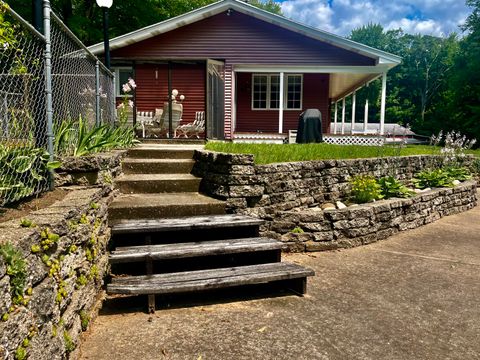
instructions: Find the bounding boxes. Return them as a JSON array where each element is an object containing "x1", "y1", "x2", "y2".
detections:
[{"x1": 0, "y1": 1, "x2": 115, "y2": 206}]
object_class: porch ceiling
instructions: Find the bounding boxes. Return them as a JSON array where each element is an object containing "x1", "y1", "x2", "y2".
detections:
[{"x1": 330, "y1": 72, "x2": 380, "y2": 101}]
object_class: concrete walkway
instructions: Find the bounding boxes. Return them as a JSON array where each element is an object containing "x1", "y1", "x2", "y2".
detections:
[{"x1": 79, "y1": 195, "x2": 480, "y2": 360}]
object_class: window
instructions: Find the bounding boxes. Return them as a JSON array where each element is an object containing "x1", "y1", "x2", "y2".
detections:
[
  {"x1": 286, "y1": 75, "x2": 302, "y2": 110},
  {"x1": 113, "y1": 67, "x2": 134, "y2": 97},
  {"x1": 251, "y1": 74, "x2": 302, "y2": 110}
]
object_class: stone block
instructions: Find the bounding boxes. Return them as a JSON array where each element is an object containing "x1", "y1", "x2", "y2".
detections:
[{"x1": 305, "y1": 241, "x2": 338, "y2": 252}]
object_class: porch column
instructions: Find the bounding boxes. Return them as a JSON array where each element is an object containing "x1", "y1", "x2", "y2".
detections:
[
  {"x1": 278, "y1": 72, "x2": 284, "y2": 133},
  {"x1": 363, "y1": 97, "x2": 369, "y2": 135},
  {"x1": 341, "y1": 97, "x2": 346, "y2": 135},
  {"x1": 351, "y1": 91, "x2": 356, "y2": 134},
  {"x1": 333, "y1": 101, "x2": 338, "y2": 134},
  {"x1": 380, "y1": 71, "x2": 387, "y2": 135}
]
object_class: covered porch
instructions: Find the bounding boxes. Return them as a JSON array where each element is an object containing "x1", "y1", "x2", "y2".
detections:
[{"x1": 230, "y1": 64, "x2": 391, "y2": 142}]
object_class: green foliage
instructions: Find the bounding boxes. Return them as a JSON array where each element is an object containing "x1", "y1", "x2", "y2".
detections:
[
  {"x1": 54, "y1": 116, "x2": 138, "y2": 157},
  {"x1": 445, "y1": 167, "x2": 472, "y2": 181},
  {"x1": 413, "y1": 169, "x2": 451, "y2": 188},
  {"x1": 39, "y1": 228, "x2": 60, "y2": 252},
  {"x1": 0, "y1": 243, "x2": 27, "y2": 305},
  {"x1": 20, "y1": 218, "x2": 35, "y2": 228},
  {"x1": 79, "y1": 310, "x2": 90, "y2": 331},
  {"x1": 75, "y1": 274, "x2": 88, "y2": 289},
  {"x1": 413, "y1": 166, "x2": 471, "y2": 189},
  {"x1": 63, "y1": 330, "x2": 76, "y2": 353},
  {"x1": 290, "y1": 226, "x2": 304, "y2": 234},
  {"x1": 14, "y1": 346, "x2": 27, "y2": 360},
  {"x1": 0, "y1": 144, "x2": 60, "y2": 204},
  {"x1": 350, "y1": 175, "x2": 383, "y2": 204},
  {"x1": 377, "y1": 176, "x2": 414, "y2": 199},
  {"x1": 204, "y1": 142, "x2": 480, "y2": 164}
]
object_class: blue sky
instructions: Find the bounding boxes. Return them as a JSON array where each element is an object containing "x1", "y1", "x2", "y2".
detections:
[{"x1": 278, "y1": 0, "x2": 472, "y2": 37}]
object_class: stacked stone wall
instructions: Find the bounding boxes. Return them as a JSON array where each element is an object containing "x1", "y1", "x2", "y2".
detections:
[
  {"x1": 193, "y1": 150, "x2": 477, "y2": 251},
  {"x1": 0, "y1": 152, "x2": 123, "y2": 359}
]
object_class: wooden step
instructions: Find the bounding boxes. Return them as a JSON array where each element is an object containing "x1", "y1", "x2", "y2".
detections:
[
  {"x1": 112, "y1": 214, "x2": 264, "y2": 235},
  {"x1": 122, "y1": 158, "x2": 195, "y2": 174},
  {"x1": 107, "y1": 262, "x2": 315, "y2": 295},
  {"x1": 110, "y1": 237, "x2": 282, "y2": 264}
]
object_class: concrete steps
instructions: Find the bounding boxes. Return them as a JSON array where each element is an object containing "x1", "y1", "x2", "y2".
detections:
[
  {"x1": 107, "y1": 142, "x2": 314, "y2": 312},
  {"x1": 108, "y1": 193, "x2": 225, "y2": 224},
  {"x1": 122, "y1": 158, "x2": 195, "y2": 174},
  {"x1": 115, "y1": 173, "x2": 201, "y2": 193}
]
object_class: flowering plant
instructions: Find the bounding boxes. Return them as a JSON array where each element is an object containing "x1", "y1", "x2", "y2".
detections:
[{"x1": 117, "y1": 78, "x2": 136, "y2": 124}]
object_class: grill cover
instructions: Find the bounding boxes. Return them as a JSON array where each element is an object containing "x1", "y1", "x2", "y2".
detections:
[{"x1": 295, "y1": 109, "x2": 323, "y2": 143}]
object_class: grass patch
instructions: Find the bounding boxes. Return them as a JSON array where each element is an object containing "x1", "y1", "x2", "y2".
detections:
[{"x1": 205, "y1": 142, "x2": 480, "y2": 164}]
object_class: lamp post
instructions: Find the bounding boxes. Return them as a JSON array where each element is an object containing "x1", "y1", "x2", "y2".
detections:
[{"x1": 96, "y1": 0, "x2": 113, "y2": 69}]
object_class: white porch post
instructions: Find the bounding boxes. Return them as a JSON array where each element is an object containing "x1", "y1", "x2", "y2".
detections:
[
  {"x1": 278, "y1": 72, "x2": 284, "y2": 133},
  {"x1": 232, "y1": 70, "x2": 236, "y2": 133},
  {"x1": 351, "y1": 91, "x2": 356, "y2": 134},
  {"x1": 341, "y1": 97, "x2": 346, "y2": 135},
  {"x1": 380, "y1": 71, "x2": 387, "y2": 135},
  {"x1": 363, "y1": 97, "x2": 369, "y2": 135},
  {"x1": 333, "y1": 101, "x2": 338, "y2": 134}
]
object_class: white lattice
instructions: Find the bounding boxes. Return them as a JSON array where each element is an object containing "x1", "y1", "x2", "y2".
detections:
[{"x1": 323, "y1": 135, "x2": 385, "y2": 146}]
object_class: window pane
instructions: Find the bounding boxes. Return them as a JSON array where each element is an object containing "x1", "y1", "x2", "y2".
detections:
[
  {"x1": 286, "y1": 75, "x2": 302, "y2": 109},
  {"x1": 270, "y1": 75, "x2": 279, "y2": 109},
  {"x1": 118, "y1": 69, "x2": 134, "y2": 96},
  {"x1": 253, "y1": 75, "x2": 267, "y2": 109}
]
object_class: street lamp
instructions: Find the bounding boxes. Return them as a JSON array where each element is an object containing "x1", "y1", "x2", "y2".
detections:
[{"x1": 96, "y1": 0, "x2": 113, "y2": 69}]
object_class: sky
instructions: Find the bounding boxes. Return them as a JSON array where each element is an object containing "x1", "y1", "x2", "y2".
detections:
[{"x1": 279, "y1": 0, "x2": 472, "y2": 37}]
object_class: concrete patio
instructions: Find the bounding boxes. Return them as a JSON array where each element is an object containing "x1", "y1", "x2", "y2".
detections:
[{"x1": 79, "y1": 191, "x2": 480, "y2": 360}]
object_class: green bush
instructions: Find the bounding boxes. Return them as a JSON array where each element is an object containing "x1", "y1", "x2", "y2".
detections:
[
  {"x1": 413, "y1": 166, "x2": 471, "y2": 189},
  {"x1": 0, "y1": 243, "x2": 27, "y2": 305},
  {"x1": 377, "y1": 176, "x2": 414, "y2": 199},
  {"x1": 54, "y1": 116, "x2": 138, "y2": 157},
  {"x1": 0, "y1": 144, "x2": 60, "y2": 203},
  {"x1": 350, "y1": 175, "x2": 383, "y2": 203}
]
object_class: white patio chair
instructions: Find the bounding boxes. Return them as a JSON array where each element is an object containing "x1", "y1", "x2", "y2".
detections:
[{"x1": 174, "y1": 111, "x2": 205, "y2": 138}]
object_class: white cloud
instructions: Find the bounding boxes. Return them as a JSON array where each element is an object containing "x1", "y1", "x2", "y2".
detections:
[{"x1": 280, "y1": 0, "x2": 471, "y2": 37}]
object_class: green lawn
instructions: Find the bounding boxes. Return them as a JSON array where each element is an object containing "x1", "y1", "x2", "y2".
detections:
[{"x1": 204, "y1": 142, "x2": 480, "y2": 164}]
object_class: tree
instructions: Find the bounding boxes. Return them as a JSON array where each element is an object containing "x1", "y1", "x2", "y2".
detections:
[{"x1": 8, "y1": 0, "x2": 282, "y2": 45}]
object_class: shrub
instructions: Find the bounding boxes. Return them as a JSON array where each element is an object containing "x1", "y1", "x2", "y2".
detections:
[
  {"x1": 0, "y1": 243, "x2": 27, "y2": 305},
  {"x1": 350, "y1": 175, "x2": 383, "y2": 203},
  {"x1": 377, "y1": 176, "x2": 414, "y2": 199},
  {"x1": 413, "y1": 166, "x2": 471, "y2": 189},
  {"x1": 0, "y1": 144, "x2": 60, "y2": 203}
]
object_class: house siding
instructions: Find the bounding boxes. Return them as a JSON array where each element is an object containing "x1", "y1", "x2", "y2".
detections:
[
  {"x1": 111, "y1": 12, "x2": 375, "y2": 66},
  {"x1": 235, "y1": 73, "x2": 330, "y2": 134},
  {"x1": 134, "y1": 63, "x2": 205, "y2": 125}
]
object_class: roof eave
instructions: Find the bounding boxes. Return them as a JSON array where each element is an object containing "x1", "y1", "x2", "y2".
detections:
[{"x1": 89, "y1": 0, "x2": 402, "y2": 66}]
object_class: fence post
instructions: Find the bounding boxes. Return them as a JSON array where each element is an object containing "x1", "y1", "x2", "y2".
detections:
[
  {"x1": 112, "y1": 73, "x2": 116, "y2": 126},
  {"x1": 95, "y1": 60, "x2": 101, "y2": 126},
  {"x1": 43, "y1": 0, "x2": 54, "y2": 189}
]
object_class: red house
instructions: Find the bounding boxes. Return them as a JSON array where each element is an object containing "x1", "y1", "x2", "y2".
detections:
[{"x1": 89, "y1": 0, "x2": 400, "y2": 140}]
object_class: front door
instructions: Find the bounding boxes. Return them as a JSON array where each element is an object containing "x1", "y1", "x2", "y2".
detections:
[{"x1": 206, "y1": 60, "x2": 225, "y2": 140}]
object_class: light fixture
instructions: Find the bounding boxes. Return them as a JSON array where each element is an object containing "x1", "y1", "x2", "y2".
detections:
[{"x1": 96, "y1": 0, "x2": 113, "y2": 69}]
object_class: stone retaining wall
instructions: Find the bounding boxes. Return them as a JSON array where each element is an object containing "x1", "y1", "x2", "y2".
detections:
[
  {"x1": 193, "y1": 151, "x2": 477, "y2": 251},
  {"x1": 193, "y1": 151, "x2": 471, "y2": 214},
  {"x1": 0, "y1": 152, "x2": 122, "y2": 359},
  {"x1": 269, "y1": 181, "x2": 477, "y2": 251}
]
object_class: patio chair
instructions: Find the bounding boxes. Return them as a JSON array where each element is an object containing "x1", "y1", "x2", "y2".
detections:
[
  {"x1": 159, "y1": 102, "x2": 183, "y2": 136},
  {"x1": 174, "y1": 111, "x2": 205, "y2": 138}
]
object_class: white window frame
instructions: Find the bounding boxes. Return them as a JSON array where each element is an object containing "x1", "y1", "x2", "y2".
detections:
[
  {"x1": 285, "y1": 74, "x2": 303, "y2": 110},
  {"x1": 251, "y1": 73, "x2": 303, "y2": 110},
  {"x1": 113, "y1": 66, "x2": 134, "y2": 97}
]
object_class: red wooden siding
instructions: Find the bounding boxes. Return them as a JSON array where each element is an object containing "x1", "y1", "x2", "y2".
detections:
[
  {"x1": 111, "y1": 12, "x2": 375, "y2": 67},
  {"x1": 235, "y1": 73, "x2": 330, "y2": 134},
  {"x1": 134, "y1": 63, "x2": 205, "y2": 125}
]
